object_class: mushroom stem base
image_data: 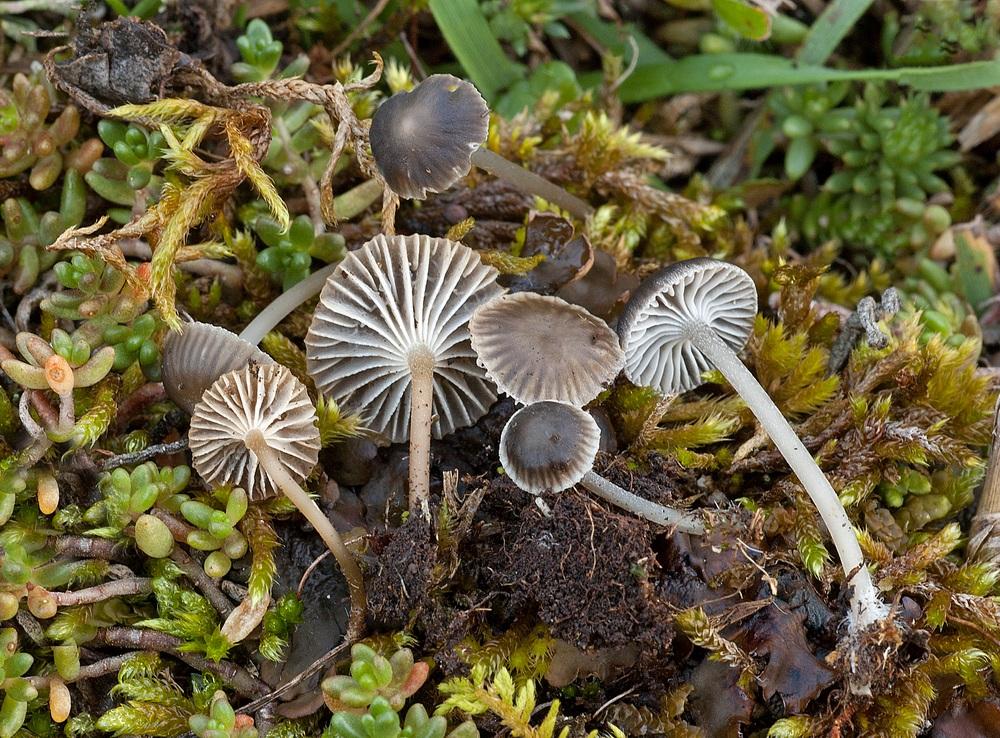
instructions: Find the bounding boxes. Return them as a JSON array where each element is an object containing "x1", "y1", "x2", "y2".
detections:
[{"x1": 688, "y1": 322, "x2": 888, "y2": 632}]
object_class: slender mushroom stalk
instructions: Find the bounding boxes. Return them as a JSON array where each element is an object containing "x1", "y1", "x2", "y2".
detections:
[
  {"x1": 189, "y1": 363, "x2": 367, "y2": 641},
  {"x1": 501, "y1": 401, "x2": 705, "y2": 534},
  {"x1": 617, "y1": 258, "x2": 889, "y2": 634},
  {"x1": 305, "y1": 234, "x2": 503, "y2": 516},
  {"x1": 468, "y1": 148, "x2": 592, "y2": 220},
  {"x1": 242, "y1": 428, "x2": 365, "y2": 624},
  {"x1": 369, "y1": 74, "x2": 593, "y2": 228}
]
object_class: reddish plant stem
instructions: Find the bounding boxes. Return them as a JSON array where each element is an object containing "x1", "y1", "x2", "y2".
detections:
[{"x1": 50, "y1": 578, "x2": 152, "y2": 606}]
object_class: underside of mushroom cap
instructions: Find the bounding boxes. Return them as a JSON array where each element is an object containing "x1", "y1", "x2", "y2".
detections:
[
  {"x1": 500, "y1": 400, "x2": 601, "y2": 494},
  {"x1": 470, "y1": 292, "x2": 624, "y2": 406},
  {"x1": 189, "y1": 363, "x2": 320, "y2": 500},
  {"x1": 617, "y1": 258, "x2": 757, "y2": 394},
  {"x1": 305, "y1": 233, "x2": 503, "y2": 443},
  {"x1": 162, "y1": 321, "x2": 274, "y2": 415},
  {"x1": 369, "y1": 74, "x2": 489, "y2": 200}
]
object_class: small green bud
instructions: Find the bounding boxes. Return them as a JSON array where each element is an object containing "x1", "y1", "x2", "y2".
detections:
[
  {"x1": 222, "y1": 530, "x2": 248, "y2": 560},
  {"x1": 204, "y1": 552, "x2": 232, "y2": 579},
  {"x1": 52, "y1": 641, "x2": 81, "y2": 681},
  {"x1": 187, "y1": 530, "x2": 224, "y2": 551},
  {"x1": 0, "y1": 693, "x2": 27, "y2": 738},
  {"x1": 135, "y1": 514, "x2": 175, "y2": 558}
]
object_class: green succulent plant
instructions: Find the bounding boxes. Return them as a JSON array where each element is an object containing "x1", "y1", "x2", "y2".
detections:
[
  {"x1": 0, "y1": 168, "x2": 87, "y2": 293},
  {"x1": 189, "y1": 690, "x2": 257, "y2": 738}
]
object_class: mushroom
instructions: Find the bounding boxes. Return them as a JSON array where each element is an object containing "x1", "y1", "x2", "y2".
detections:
[
  {"x1": 162, "y1": 321, "x2": 274, "y2": 415},
  {"x1": 304, "y1": 233, "x2": 503, "y2": 515},
  {"x1": 500, "y1": 400, "x2": 705, "y2": 534},
  {"x1": 616, "y1": 257, "x2": 888, "y2": 633},
  {"x1": 369, "y1": 74, "x2": 593, "y2": 224},
  {"x1": 469, "y1": 292, "x2": 624, "y2": 406},
  {"x1": 188, "y1": 362, "x2": 366, "y2": 639}
]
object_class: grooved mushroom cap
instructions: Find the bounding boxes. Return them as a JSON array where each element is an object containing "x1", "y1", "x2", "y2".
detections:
[
  {"x1": 369, "y1": 74, "x2": 489, "y2": 200},
  {"x1": 500, "y1": 400, "x2": 600, "y2": 494},
  {"x1": 469, "y1": 292, "x2": 625, "y2": 406},
  {"x1": 189, "y1": 363, "x2": 320, "y2": 501},
  {"x1": 305, "y1": 233, "x2": 503, "y2": 443},
  {"x1": 616, "y1": 258, "x2": 757, "y2": 394},
  {"x1": 162, "y1": 321, "x2": 274, "y2": 415}
]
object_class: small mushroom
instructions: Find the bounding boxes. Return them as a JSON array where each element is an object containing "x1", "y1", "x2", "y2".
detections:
[
  {"x1": 500, "y1": 400, "x2": 705, "y2": 534},
  {"x1": 162, "y1": 321, "x2": 274, "y2": 415},
  {"x1": 369, "y1": 74, "x2": 592, "y2": 224},
  {"x1": 305, "y1": 233, "x2": 503, "y2": 514},
  {"x1": 616, "y1": 258, "x2": 888, "y2": 636},
  {"x1": 469, "y1": 292, "x2": 624, "y2": 406},
  {"x1": 188, "y1": 362, "x2": 366, "y2": 639}
]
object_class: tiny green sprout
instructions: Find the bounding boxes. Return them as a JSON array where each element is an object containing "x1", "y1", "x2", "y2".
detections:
[
  {"x1": 232, "y1": 19, "x2": 284, "y2": 83},
  {"x1": 323, "y1": 645, "x2": 430, "y2": 714},
  {"x1": 252, "y1": 214, "x2": 345, "y2": 291},
  {"x1": 260, "y1": 592, "x2": 304, "y2": 662},
  {"x1": 134, "y1": 513, "x2": 175, "y2": 558},
  {"x1": 87, "y1": 120, "x2": 165, "y2": 221},
  {"x1": 189, "y1": 691, "x2": 258, "y2": 738},
  {"x1": 86, "y1": 462, "x2": 190, "y2": 538},
  {"x1": 0, "y1": 628, "x2": 36, "y2": 738}
]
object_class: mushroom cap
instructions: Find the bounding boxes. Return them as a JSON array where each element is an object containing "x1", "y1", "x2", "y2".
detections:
[
  {"x1": 470, "y1": 292, "x2": 624, "y2": 406},
  {"x1": 499, "y1": 400, "x2": 600, "y2": 494},
  {"x1": 369, "y1": 74, "x2": 489, "y2": 200},
  {"x1": 162, "y1": 321, "x2": 274, "y2": 415},
  {"x1": 305, "y1": 233, "x2": 503, "y2": 443},
  {"x1": 188, "y1": 363, "x2": 320, "y2": 501},
  {"x1": 616, "y1": 258, "x2": 757, "y2": 394}
]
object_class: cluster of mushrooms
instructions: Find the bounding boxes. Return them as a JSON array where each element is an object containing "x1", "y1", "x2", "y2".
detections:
[{"x1": 160, "y1": 74, "x2": 889, "y2": 679}]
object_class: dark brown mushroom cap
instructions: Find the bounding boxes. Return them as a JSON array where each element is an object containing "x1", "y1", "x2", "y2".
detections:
[
  {"x1": 369, "y1": 74, "x2": 489, "y2": 200},
  {"x1": 499, "y1": 400, "x2": 600, "y2": 494},
  {"x1": 188, "y1": 363, "x2": 320, "y2": 501},
  {"x1": 469, "y1": 292, "x2": 624, "y2": 406},
  {"x1": 162, "y1": 321, "x2": 274, "y2": 415},
  {"x1": 616, "y1": 258, "x2": 757, "y2": 394},
  {"x1": 305, "y1": 233, "x2": 503, "y2": 443}
]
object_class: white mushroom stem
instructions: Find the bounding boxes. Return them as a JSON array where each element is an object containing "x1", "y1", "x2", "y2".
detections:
[
  {"x1": 470, "y1": 148, "x2": 594, "y2": 221},
  {"x1": 580, "y1": 471, "x2": 706, "y2": 535},
  {"x1": 407, "y1": 346, "x2": 436, "y2": 516},
  {"x1": 244, "y1": 428, "x2": 367, "y2": 639},
  {"x1": 239, "y1": 262, "x2": 339, "y2": 347},
  {"x1": 688, "y1": 323, "x2": 889, "y2": 631}
]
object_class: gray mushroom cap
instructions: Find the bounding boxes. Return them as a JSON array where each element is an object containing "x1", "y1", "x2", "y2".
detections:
[
  {"x1": 162, "y1": 321, "x2": 274, "y2": 415},
  {"x1": 188, "y1": 363, "x2": 321, "y2": 501},
  {"x1": 499, "y1": 400, "x2": 601, "y2": 494},
  {"x1": 305, "y1": 233, "x2": 503, "y2": 443},
  {"x1": 616, "y1": 258, "x2": 757, "y2": 394},
  {"x1": 469, "y1": 292, "x2": 625, "y2": 406},
  {"x1": 369, "y1": 74, "x2": 489, "y2": 200}
]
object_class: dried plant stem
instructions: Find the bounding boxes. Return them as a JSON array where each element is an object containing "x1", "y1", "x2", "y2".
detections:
[
  {"x1": 49, "y1": 578, "x2": 152, "y2": 606},
  {"x1": 95, "y1": 627, "x2": 269, "y2": 697},
  {"x1": 244, "y1": 429, "x2": 366, "y2": 640},
  {"x1": 470, "y1": 148, "x2": 593, "y2": 220},
  {"x1": 170, "y1": 546, "x2": 234, "y2": 616}
]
